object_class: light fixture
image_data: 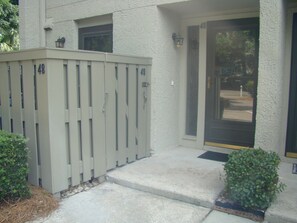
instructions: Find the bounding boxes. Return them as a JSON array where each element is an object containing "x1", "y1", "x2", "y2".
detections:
[
  {"x1": 172, "y1": 33, "x2": 184, "y2": 48},
  {"x1": 55, "y1": 37, "x2": 65, "y2": 48}
]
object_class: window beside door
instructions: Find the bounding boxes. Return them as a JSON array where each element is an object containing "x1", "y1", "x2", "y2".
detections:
[
  {"x1": 185, "y1": 26, "x2": 199, "y2": 136},
  {"x1": 286, "y1": 13, "x2": 297, "y2": 157}
]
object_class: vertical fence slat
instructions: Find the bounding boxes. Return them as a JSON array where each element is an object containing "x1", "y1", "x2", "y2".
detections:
[
  {"x1": 10, "y1": 62, "x2": 23, "y2": 134},
  {"x1": 145, "y1": 66, "x2": 151, "y2": 157},
  {"x1": 91, "y1": 61, "x2": 106, "y2": 177},
  {"x1": 0, "y1": 63, "x2": 11, "y2": 131},
  {"x1": 128, "y1": 65, "x2": 137, "y2": 162},
  {"x1": 23, "y1": 61, "x2": 39, "y2": 185},
  {"x1": 117, "y1": 64, "x2": 127, "y2": 166},
  {"x1": 105, "y1": 63, "x2": 117, "y2": 170},
  {"x1": 80, "y1": 61, "x2": 92, "y2": 181},
  {"x1": 137, "y1": 66, "x2": 147, "y2": 159},
  {"x1": 68, "y1": 60, "x2": 80, "y2": 186}
]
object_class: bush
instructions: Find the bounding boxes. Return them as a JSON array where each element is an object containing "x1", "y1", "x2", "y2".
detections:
[
  {"x1": 0, "y1": 130, "x2": 30, "y2": 201},
  {"x1": 224, "y1": 148, "x2": 285, "y2": 209}
]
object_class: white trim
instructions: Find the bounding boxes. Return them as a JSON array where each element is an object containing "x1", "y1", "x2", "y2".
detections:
[
  {"x1": 76, "y1": 14, "x2": 113, "y2": 29},
  {"x1": 280, "y1": 7, "x2": 297, "y2": 158}
]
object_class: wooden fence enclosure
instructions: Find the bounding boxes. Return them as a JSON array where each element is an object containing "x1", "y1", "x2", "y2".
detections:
[{"x1": 0, "y1": 48, "x2": 151, "y2": 194}]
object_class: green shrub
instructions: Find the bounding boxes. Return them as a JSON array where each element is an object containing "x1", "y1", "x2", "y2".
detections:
[
  {"x1": 245, "y1": 80, "x2": 254, "y2": 96},
  {"x1": 0, "y1": 130, "x2": 30, "y2": 201},
  {"x1": 224, "y1": 148, "x2": 285, "y2": 209}
]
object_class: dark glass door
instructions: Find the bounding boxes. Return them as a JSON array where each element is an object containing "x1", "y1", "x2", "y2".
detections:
[
  {"x1": 205, "y1": 18, "x2": 259, "y2": 147},
  {"x1": 286, "y1": 13, "x2": 297, "y2": 157}
]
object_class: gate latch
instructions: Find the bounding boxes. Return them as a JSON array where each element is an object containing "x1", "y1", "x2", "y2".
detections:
[{"x1": 142, "y1": 82, "x2": 150, "y2": 87}]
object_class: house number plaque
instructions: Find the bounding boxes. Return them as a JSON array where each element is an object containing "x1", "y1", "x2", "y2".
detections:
[
  {"x1": 38, "y1": 64, "x2": 45, "y2": 74},
  {"x1": 293, "y1": 163, "x2": 297, "y2": 174}
]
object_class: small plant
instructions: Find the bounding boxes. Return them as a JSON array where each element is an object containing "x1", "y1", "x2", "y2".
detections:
[
  {"x1": 224, "y1": 148, "x2": 285, "y2": 209},
  {"x1": 0, "y1": 130, "x2": 30, "y2": 201},
  {"x1": 245, "y1": 80, "x2": 254, "y2": 96}
]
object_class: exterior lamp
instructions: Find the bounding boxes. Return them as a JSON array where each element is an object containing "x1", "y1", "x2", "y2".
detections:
[
  {"x1": 55, "y1": 37, "x2": 65, "y2": 48},
  {"x1": 172, "y1": 33, "x2": 184, "y2": 48}
]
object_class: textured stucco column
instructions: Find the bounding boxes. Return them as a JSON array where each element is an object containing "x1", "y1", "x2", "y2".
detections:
[
  {"x1": 255, "y1": 0, "x2": 287, "y2": 153},
  {"x1": 113, "y1": 6, "x2": 181, "y2": 152},
  {"x1": 19, "y1": 0, "x2": 46, "y2": 49}
]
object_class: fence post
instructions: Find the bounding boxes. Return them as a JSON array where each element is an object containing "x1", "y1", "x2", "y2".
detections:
[{"x1": 37, "y1": 58, "x2": 68, "y2": 194}]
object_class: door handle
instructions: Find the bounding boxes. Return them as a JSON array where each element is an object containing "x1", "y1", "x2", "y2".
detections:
[
  {"x1": 142, "y1": 82, "x2": 150, "y2": 87},
  {"x1": 102, "y1": 93, "x2": 108, "y2": 113},
  {"x1": 207, "y1": 76, "x2": 212, "y2": 89}
]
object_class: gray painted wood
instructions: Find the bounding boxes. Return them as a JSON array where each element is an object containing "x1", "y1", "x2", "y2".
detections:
[
  {"x1": 128, "y1": 65, "x2": 137, "y2": 162},
  {"x1": 0, "y1": 63, "x2": 11, "y2": 131},
  {"x1": 22, "y1": 61, "x2": 39, "y2": 185},
  {"x1": 105, "y1": 63, "x2": 117, "y2": 170},
  {"x1": 91, "y1": 61, "x2": 106, "y2": 177},
  {"x1": 0, "y1": 49, "x2": 152, "y2": 194},
  {"x1": 80, "y1": 61, "x2": 92, "y2": 181},
  {"x1": 10, "y1": 62, "x2": 23, "y2": 134},
  {"x1": 117, "y1": 64, "x2": 127, "y2": 166},
  {"x1": 67, "y1": 60, "x2": 81, "y2": 186}
]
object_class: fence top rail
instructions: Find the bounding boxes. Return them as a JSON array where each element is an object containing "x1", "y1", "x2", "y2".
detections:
[{"x1": 0, "y1": 48, "x2": 152, "y2": 65}]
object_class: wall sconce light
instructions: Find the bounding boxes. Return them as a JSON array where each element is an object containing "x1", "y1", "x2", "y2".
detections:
[
  {"x1": 55, "y1": 37, "x2": 65, "y2": 48},
  {"x1": 172, "y1": 33, "x2": 184, "y2": 48}
]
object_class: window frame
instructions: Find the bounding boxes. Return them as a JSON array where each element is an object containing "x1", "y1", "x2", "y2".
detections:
[{"x1": 78, "y1": 24, "x2": 113, "y2": 53}]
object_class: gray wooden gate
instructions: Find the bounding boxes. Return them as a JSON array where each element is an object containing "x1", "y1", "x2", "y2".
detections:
[{"x1": 0, "y1": 49, "x2": 151, "y2": 194}]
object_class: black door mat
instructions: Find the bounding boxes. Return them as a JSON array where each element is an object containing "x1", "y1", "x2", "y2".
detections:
[{"x1": 198, "y1": 151, "x2": 229, "y2": 162}]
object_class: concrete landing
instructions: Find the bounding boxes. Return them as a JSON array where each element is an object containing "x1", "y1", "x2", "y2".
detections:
[{"x1": 107, "y1": 147, "x2": 225, "y2": 208}]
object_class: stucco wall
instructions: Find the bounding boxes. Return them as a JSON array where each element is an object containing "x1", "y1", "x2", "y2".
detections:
[
  {"x1": 19, "y1": 0, "x2": 46, "y2": 49},
  {"x1": 19, "y1": 0, "x2": 293, "y2": 155},
  {"x1": 255, "y1": 0, "x2": 287, "y2": 153},
  {"x1": 113, "y1": 6, "x2": 181, "y2": 151}
]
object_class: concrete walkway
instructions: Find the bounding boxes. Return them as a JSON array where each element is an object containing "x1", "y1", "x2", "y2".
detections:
[
  {"x1": 33, "y1": 147, "x2": 297, "y2": 223},
  {"x1": 107, "y1": 147, "x2": 225, "y2": 208}
]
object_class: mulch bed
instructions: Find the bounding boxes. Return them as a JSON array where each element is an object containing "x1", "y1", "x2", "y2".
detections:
[
  {"x1": 0, "y1": 185, "x2": 59, "y2": 223},
  {"x1": 214, "y1": 191, "x2": 265, "y2": 222}
]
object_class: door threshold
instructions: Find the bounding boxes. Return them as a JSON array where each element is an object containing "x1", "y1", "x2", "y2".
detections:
[
  {"x1": 205, "y1": 142, "x2": 247, "y2": 150},
  {"x1": 286, "y1": 152, "x2": 297, "y2": 159}
]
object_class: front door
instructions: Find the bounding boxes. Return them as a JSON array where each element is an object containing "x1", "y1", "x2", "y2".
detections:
[{"x1": 205, "y1": 18, "x2": 259, "y2": 147}]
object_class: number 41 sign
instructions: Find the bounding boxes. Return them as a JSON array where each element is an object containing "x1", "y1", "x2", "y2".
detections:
[
  {"x1": 293, "y1": 163, "x2": 297, "y2": 174},
  {"x1": 38, "y1": 64, "x2": 45, "y2": 74}
]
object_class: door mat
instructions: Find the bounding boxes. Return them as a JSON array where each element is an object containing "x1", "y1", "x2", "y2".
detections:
[{"x1": 198, "y1": 151, "x2": 229, "y2": 162}]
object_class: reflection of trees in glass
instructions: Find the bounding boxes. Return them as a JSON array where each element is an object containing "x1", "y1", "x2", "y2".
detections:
[
  {"x1": 79, "y1": 25, "x2": 113, "y2": 53},
  {"x1": 215, "y1": 30, "x2": 257, "y2": 91},
  {"x1": 215, "y1": 30, "x2": 257, "y2": 77},
  {"x1": 84, "y1": 33, "x2": 112, "y2": 52}
]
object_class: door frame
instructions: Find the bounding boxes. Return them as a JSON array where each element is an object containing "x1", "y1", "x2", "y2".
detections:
[
  {"x1": 205, "y1": 17, "x2": 259, "y2": 148},
  {"x1": 179, "y1": 12, "x2": 260, "y2": 150}
]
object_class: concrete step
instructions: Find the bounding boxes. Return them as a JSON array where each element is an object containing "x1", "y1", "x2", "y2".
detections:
[{"x1": 106, "y1": 147, "x2": 225, "y2": 209}]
